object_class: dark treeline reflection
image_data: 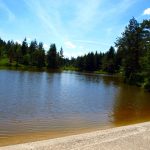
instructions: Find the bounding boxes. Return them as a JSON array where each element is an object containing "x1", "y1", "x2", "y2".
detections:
[
  {"x1": 70, "y1": 71, "x2": 123, "y2": 85},
  {"x1": 113, "y1": 84, "x2": 150, "y2": 125}
]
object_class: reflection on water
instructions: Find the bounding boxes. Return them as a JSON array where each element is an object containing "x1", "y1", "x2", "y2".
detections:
[
  {"x1": 0, "y1": 70, "x2": 150, "y2": 145},
  {"x1": 113, "y1": 84, "x2": 150, "y2": 125}
]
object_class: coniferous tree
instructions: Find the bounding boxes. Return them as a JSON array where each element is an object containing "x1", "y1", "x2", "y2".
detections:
[
  {"x1": 102, "y1": 46, "x2": 116, "y2": 73},
  {"x1": 21, "y1": 38, "x2": 28, "y2": 65},
  {"x1": 21, "y1": 38, "x2": 28, "y2": 56},
  {"x1": 59, "y1": 47, "x2": 64, "y2": 67},
  {"x1": 13, "y1": 42, "x2": 21, "y2": 66},
  {"x1": 115, "y1": 17, "x2": 142, "y2": 83},
  {"x1": 36, "y1": 42, "x2": 45, "y2": 67},
  {"x1": 0, "y1": 38, "x2": 6, "y2": 58},
  {"x1": 47, "y1": 44, "x2": 58, "y2": 68},
  {"x1": 29, "y1": 40, "x2": 38, "y2": 66},
  {"x1": 7, "y1": 40, "x2": 15, "y2": 64}
]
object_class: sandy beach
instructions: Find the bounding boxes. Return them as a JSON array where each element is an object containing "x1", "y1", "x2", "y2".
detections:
[{"x1": 0, "y1": 121, "x2": 150, "y2": 150}]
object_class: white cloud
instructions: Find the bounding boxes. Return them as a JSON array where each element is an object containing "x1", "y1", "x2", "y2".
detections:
[
  {"x1": 143, "y1": 8, "x2": 150, "y2": 15},
  {"x1": 26, "y1": 37, "x2": 31, "y2": 42},
  {"x1": 64, "y1": 41, "x2": 76, "y2": 49},
  {"x1": 43, "y1": 43, "x2": 49, "y2": 50},
  {"x1": 64, "y1": 51, "x2": 84, "y2": 58},
  {"x1": 15, "y1": 40, "x2": 22, "y2": 44}
]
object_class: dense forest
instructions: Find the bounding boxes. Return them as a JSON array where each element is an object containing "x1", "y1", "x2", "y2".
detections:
[{"x1": 0, "y1": 18, "x2": 150, "y2": 90}]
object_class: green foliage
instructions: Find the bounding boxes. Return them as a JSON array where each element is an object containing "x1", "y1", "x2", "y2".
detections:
[
  {"x1": 23, "y1": 54, "x2": 30, "y2": 65},
  {"x1": 115, "y1": 18, "x2": 150, "y2": 90},
  {"x1": 47, "y1": 44, "x2": 59, "y2": 69},
  {"x1": 102, "y1": 46, "x2": 116, "y2": 73},
  {"x1": 0, "y1": 38, "x2": 61, "y2": 69},
  {"x1": 75, "y1": 52, "x2": 103, "y2": 71},
  {"x1": 35, "y1": 42, "x2": 45, "y2": 67},
  {"x1": 21, "y1": 38, "x2": 28, "y2": 56},
  {"x1": 116, "y1": 18, "x2": 141, "y2": 79}
]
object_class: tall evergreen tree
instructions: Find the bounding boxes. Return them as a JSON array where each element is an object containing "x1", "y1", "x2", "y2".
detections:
[
  {"x1": 47, "y1": 44, "x2": 58, "y2": 68},
  {"x1": 21, "y1": 38, "x2": 28, "y2": 56},
  {"x1": 115, "y1": 17, "x2": 142, "y2": 83},
  {"x1": 29, "y1": 40, "x2": 38, "y2": 66},
  {"x1": 59, "y1": 47, "x2": 64, "y2": 67},
  {"x1": 0, "y1": 38, "x2": 6, "y2": 58},
  {"x1": 7, "y1": 40, "x2": 15, "y2": 64},
  {"x1": 36, "y1": 42, "x2": 45, "y2": 67},
  {"x1": 102, "y1": 46, "x2": 116, "y2": 73}
]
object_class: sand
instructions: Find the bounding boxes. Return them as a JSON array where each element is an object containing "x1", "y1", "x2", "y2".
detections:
[{"x1": 0, "y1": 122, "x2": 150, "y2": 150}]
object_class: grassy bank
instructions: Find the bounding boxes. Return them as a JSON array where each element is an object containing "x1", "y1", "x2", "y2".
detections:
[{"x1": 0, "y1": 58, "x2": 59, "y2": 72}]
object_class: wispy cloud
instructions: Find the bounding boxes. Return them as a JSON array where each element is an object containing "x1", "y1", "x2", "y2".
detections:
[
  {"x1": 143, "y1": 8, "x2": 150, "y2": 15},
  {"x1": 23, "y1": 0, "x2": 64, "y2": 41},
  {"x1": 71, "y1": 0, "x2": 101, "y2": 30},
  {"x1": 112, "y1": 0, "x2": 137, "y2": 14},
  {"x1": 64, "y1": 51, "x2": 84, "y2": 58},
  {"x1": 73, "y1": 40, "x2": 110, "y2": 46},
  {"x1": 23, "y1": 0, "x2": 137, "y2": 42},
  {"x1": 66, "y1": 0, "x2": 138, "y2": 40},
  {"x1": 64, "y1": 41, "x2": 76, "y2": 49},
  {"x1": 99, "y1": 0, "x2": 137, "y2": 22},
  {"x1": 0, "y1": 0, "x2": 15, "y2": 21}
]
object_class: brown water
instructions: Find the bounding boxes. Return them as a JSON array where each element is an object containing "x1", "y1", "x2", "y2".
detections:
[{"x1": 0, "y1": 70, "x2": 150, "y2": 146}]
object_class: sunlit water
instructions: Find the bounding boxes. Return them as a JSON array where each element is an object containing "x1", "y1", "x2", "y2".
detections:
[{"x1": 0, "y1": 70, "x2": 150, "y2": 145}]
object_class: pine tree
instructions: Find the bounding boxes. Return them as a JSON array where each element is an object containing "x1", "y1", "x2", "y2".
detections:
[
  {"x1": 115, "y1": 17, "x2": 142, "y2": 83},
  {"x1": 36, "y1": 42, "x2": 45, "y2": 67},
  {"x1": 29, "y1": 40, "x2": 38, "y2": 66},
  {"x1": 47, "y1": 44, "x2": 58, "y2": 68},
  {"x1": 21, "y1": 38, "x2": 28, "y2": 56}
]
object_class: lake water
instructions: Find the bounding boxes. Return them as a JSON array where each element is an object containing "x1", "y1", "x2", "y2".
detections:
[{"x1": 0, "y1": 70, "x2": 150, "y2": 145}]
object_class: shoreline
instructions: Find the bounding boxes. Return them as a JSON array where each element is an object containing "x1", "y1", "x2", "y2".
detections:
[
  {"x1": 0, "y1": 124, "x2": 114, "y2": 147},
  {"x1": 0, "y1": 121, "x2": 150, "y2": 150}
]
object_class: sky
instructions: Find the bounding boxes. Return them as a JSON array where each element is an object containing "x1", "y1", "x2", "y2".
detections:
[{"x1": 0, "y1": 0, "x2": 150, "y2": 58}]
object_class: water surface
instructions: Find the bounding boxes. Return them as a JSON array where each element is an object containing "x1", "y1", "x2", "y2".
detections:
[{"x1": 0, "y1": 70, "x2": 150, "y2": 145}]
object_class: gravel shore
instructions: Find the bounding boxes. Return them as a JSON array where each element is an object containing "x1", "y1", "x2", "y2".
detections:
[{"x1": 0, "y1": 122, "x2": 150, "y2": 150}]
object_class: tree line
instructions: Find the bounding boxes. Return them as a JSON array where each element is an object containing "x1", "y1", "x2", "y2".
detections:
[
  {"x1": 0, "y1": 18, "x2": 150, "y2": 90},
  {"x1": 0, "y1": 38, "x2": 64, "y2": 68}
]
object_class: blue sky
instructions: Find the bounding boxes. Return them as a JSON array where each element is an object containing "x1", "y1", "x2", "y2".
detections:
[{"x1": 0, "y1": 0, "x2": 150, "y2": 58}]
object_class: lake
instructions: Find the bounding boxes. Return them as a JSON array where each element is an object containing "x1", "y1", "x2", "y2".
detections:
[{"x1": 0, "y1": 70, "x2": 150, "y2": 145}]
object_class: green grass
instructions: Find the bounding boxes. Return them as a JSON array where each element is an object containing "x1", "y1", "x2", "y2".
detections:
[
  {"x1": 94, "y1": 70, "x2": 107, "y2": 74},
  {"x1": 0, "y1": 58, "x2": 9, "y2": 66},
  {"x1": 0, "y1": 58, "x2": 62, "y2": 72},
  {"x1": 0, "y1": 58, "x2": 34, "y2": 71},
  {"x1": 62, "y1": 66, "x2": 79, "y2": 71}
]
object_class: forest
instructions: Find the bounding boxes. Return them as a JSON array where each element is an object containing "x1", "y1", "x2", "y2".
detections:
[{"x1": 0, "y1": 18, "x2": 150, "y2": 90}]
